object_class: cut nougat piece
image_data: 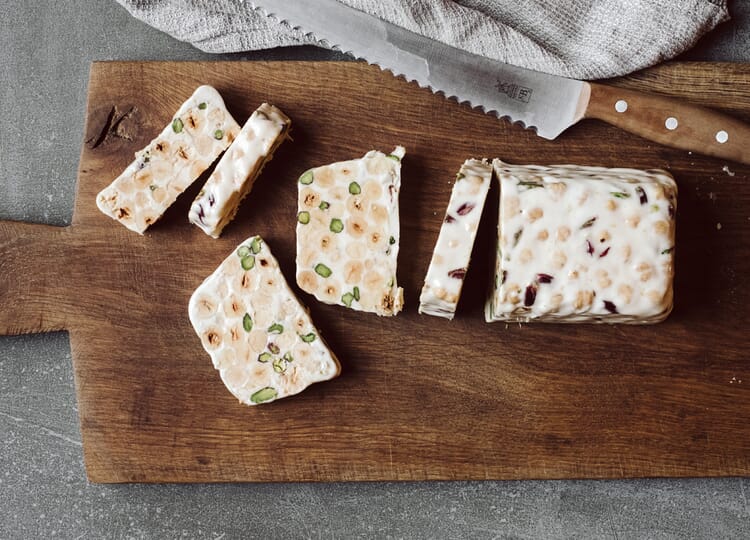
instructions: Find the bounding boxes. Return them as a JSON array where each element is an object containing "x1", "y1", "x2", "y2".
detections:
[
  {"x1": 296, "y1": 147, "x2": 405, "y2": 316},
  {"x1": 486, "y1": 159, "x2": 677, "y2": 324},
  {"x1": 189, "y1": 236, "x2": 341, "y2": 405},
  {"x1": 96, "y1": 85, "x2": 241, "y2": 234},
  {"x1": 419, "y1": 159, "x2": 493, "y2": 319},
  {"x1": 189, "y1": 103, "x2": 291, "y2": 238}
]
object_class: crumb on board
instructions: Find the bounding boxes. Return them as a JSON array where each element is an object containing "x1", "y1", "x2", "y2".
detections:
[
  {"x1": 722, "y1": 165, "x2": 736, "y2": 177},
  {"x1": 716, "y1": 222, "x2": 722, "y2": 230},
  {"x1": 730, "y1": 376, "x2": 743, "y2": 384}
]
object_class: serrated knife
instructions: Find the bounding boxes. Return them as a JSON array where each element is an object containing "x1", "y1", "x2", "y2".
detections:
[{"x1": 251, "y1": 0, "x2": 750, "y2": 165}]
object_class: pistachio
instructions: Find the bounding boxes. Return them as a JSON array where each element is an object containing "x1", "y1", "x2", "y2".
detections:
[
  {"x1": 456, "y1": 172, "x2": 466, "y2": 180},
  {"x1": 299, "y1": 170, "x2": 314, "y2": 185},
  {"x1": 348, "y1": 182, "x2": 361, "y2": 195},
  {"x1": 243, "y1": 313, "x2": 253, "y2": 332},
  {"x1": 513, "y1": 228, "x2": 524, "y2": 247},
  {"x1": 341, "y1": 292, "x2": 355, "y2": 307},
  {"x1": 251, "y1": 387, "x2": 277, "y2": 404},
  {"x1": 661, "y1": 247, "x2": 674, "y2": 255},
  {"x1": 581, "y1": 217, "x2": 597, "y2": 229},
  {"x1": 172, "y1": 118, "x2": 183, "y2": 133},
  {"x1": 149, "y1": 185, "x2": 157, "y2": 191},
  {"x1": 319, "y1": 201, "x2": 330, "y2": 211},
  {"x1": 241, "y1": 255, "x2": 256, "y2": 270},
  {"x1": 518, "y1": 180, "x2": 543, "y2": 189},
  {"x1": 213, "y1": 129, "x2": 224, "y2": 140},
  {"x1": 258, "y1": 352, "x2": 272, "y2": 363},
  {"x1": 283, "y1": 352, "x2": 294, "y2": 363},
  {"x1": 298, "y1": 211, "x2": 311, "y2": 224},
  {"x1": 268, "y1": 343, "x2": 280, "y2": 355},
  {"x1": 198, "y1": 102, "x2": 207, "y2": 110},
  {"x1": 250, "y1": 237, "x2": 262, "y2": 254},
  {"x1": 389, "y1": 236, "x2": 396, "y2": 245},
  {"x1": 314, "y1": 263, "x2": 332, "y2": 278},
  {"x1": 237, "y1": 246, "x2": 251, "y2": 258},
  {"x1": 353, "y1": 286, "x2": 360, "y2": 301},
  {"x1": 300, "y1": 332, "x2": 316, "y2": 343},
  {"x1": 268, "y1": 323, "x2": 284, "y2": 334},
  {"x1": 611, "y1": 191, "x2": 630, "y2": 199},
  {"x1": 387, "y1": 154, "x2": 401, "y2": 162},
  {"x1": 330, "y1": 218, "x2": 344, "y2": 233},
  {"x1": 272, "y1": 358, "x2": 286, "y2": 373}
]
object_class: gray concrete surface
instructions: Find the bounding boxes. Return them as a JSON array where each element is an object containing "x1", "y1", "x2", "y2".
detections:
[{"x1": 1, "y1": 1, "x2": 749, "y2": 538}]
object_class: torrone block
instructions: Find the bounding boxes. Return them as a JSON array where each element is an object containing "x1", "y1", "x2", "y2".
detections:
[
  {"x1": 486, "y1": 160, "x2": 677, "y2": 323},
  {"x1": 189, "y1": 103, "x2": 291, "y2": 238},
  {"x1": 295, "y1": 147, "x2": 405, "y2": 316},
  {"x1": 188, "y1": 236, "x2": 341, "y2": 405},
  {"x1": 419, "y1": 159, "x2": 493, "y2": 319}
]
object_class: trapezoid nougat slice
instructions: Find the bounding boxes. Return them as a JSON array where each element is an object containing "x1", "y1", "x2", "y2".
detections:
[
  {"x1": 419, "y1": 159, "x2": 493, "y2": 319},
  {"x1": 295, "y1": 147, "x2": 405, "y2": 316},
  {"x1": 189, "y1": 103, "x2": 291, "y2": 238},
  {"x1": 97, "y1": 85, "x2": 241, "y2": 234},
  {"x1": 486, "y1": 160, "x2": 677, "y2": 324},
  {"x1": 189, "y1": 236, "x2": 341, "y2": 405}
]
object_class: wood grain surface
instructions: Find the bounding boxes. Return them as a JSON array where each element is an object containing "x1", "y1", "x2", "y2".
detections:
[{"x1": 1, "y1": 61, "x2": 749, "y2": 483}]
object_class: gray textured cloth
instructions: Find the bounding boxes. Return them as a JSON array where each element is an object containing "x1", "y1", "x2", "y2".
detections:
[{"x1": 115, "y1": 0, "x2": 729, "y2": 80}]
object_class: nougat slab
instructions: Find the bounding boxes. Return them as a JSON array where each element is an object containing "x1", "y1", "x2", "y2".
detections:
[
  {"x1": 296, "y1": 147, "x2": 405, "y2": 316},
  {"x1": 486, "y1": 160, "x2": 677, "y2": 324},
  {"x1": 189, "y1": 236, "x2": 341, "y2": 405},
  {"x1": 189, "y1": 103, "x2": 291, "y2": 238},
  {"x1": 419, "y1": 159, "x2": 493, "y2": 319},
  {"x1": 97, "y1": 85, "x2": 241, "y2": 234}
]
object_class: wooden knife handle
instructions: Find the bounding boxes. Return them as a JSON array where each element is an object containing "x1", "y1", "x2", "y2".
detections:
[{"x1": 584, "y1": 82, "x2": 750, "y2": 165}]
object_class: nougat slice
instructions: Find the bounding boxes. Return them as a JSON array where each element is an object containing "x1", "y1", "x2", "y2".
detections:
[
  {"x1": 486, "y1": 160, "x2": 677, "y2": 324},
  {"x1": 189, "y1": 103, "x2": 291, "y2": 238},
  {"x1": 419, "y1": 159, "x2": 493, "y2": 319},
  {"x1": 189, "y1": 236, "x2": 341, "y2": 405},
  {"x1": 296, "y1": 147, "x2": 405, "y2": 316},
  {"x1": 96, "y1": 85, "x2": 241, "y2": 234}
]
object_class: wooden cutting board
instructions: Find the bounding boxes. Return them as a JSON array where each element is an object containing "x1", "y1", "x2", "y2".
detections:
[{"x1": 2, "y1": 61, "x2": 749, "y2": 483}]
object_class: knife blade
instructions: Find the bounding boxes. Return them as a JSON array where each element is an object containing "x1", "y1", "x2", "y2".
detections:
[{"x1": 251, "y1": 0, "x2": 750, "y2": 165}]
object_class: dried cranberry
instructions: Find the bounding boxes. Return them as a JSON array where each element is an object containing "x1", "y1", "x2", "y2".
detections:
[
  {"x1": 586, "y1": 240, "x2": 594, "y2": 255},
  {"x1": 599, "y1": 247, "x2": 610, "y2": 258},
  {"x1": 603, "y1": 300, "x2": 618, "y2": 314},
  {"x1": 456, "y1": 203, "x2": 475, "y2": 216},
  {"x1": 444, "y1": 214, "x2": 456, "y2": 224},
  {"x1": 524, "y1": 285, "x2": 537, "y2": 307},
  {"x1": 448, "y1": 268, "x2": 467, "y2": 279},
  {"x1": 536, "y1": 273, "x2": 554, "y2": 284},
  {"x1": 636, "y1": 186, "x2": 648, "y2": 205}
]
